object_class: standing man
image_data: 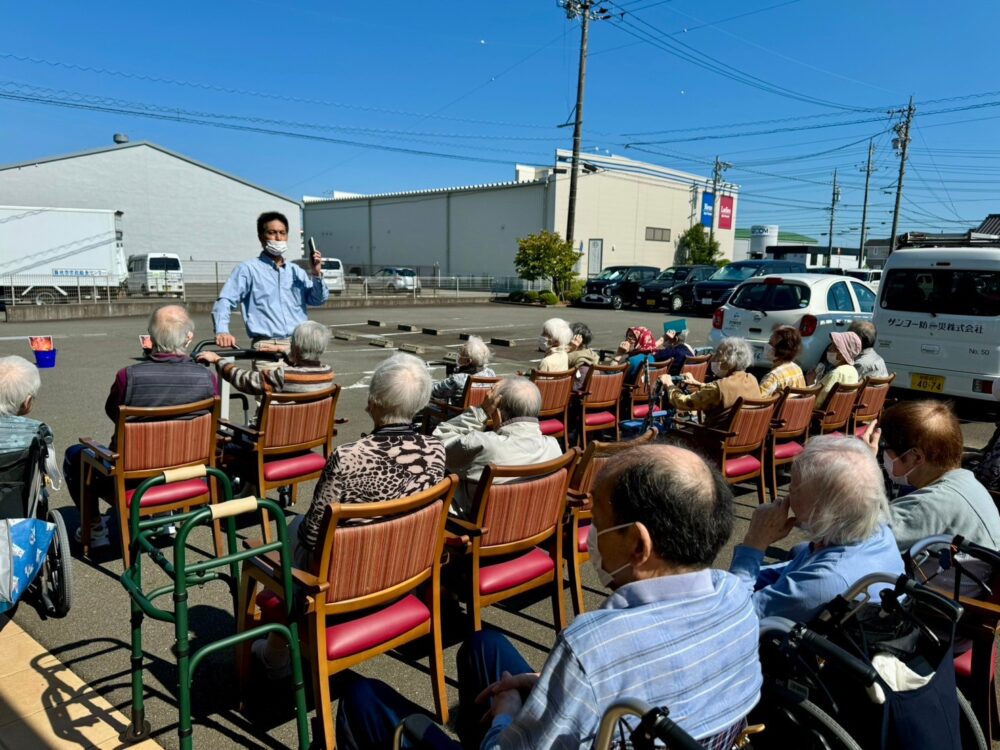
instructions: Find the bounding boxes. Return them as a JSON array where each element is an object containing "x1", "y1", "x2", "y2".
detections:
[{"x1": 212, "y1": 211, "x2": 328, "y2": 352}]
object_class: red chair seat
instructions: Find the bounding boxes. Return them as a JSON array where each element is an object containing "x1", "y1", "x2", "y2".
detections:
[
  {"x1": 632, "y1": 404, "x2": 651, "y2": 419},
  {"x1": 854, "y1": 426, "x2": 869, "y2": 438},
  {"x1": 479, "y1": 548, "x2": 555, "y2": 595},
  {"x1": 773, "y1": 441, "x2": 805, "y2": 460},
  {"x1": 125, "y1": 478, "x2": 209, "y2": 508},
  {"x1": 262, "y1": 452, "x2": 328, "y2": 482},
  {"x1": 954, "y1": 643, "x2": 997, "y2": 680},
  {"x1": 539, "y1": 418, "x2": 565, "y2": 435},
  {"x1": 725, "y1": 455, "x2": 762, "y2": 478},
  {"x1": 577, "y1": 523, "x2": 590, "y2": 553},
  {"x1": 584, "y1": 412, "x2": 616, "y2": 427},
  {"x1": 326, "y1": 594, "x2": 430, "y2": 660}
]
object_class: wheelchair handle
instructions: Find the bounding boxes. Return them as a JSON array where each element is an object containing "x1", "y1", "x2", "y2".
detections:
[
  {"x1": 190, "y1": 339, "x2": 283, "y2": 361},
  {"x1": 594, "y1": 699, "x2": 703, "y2": 750},
  {"x1": 760, "y1": 617, "x2": 878, "y2": 688}
]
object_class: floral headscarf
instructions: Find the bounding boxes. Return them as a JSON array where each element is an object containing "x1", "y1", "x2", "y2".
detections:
[{"x1": 627, "y1": 326, "x2": 657, "y2": 354}]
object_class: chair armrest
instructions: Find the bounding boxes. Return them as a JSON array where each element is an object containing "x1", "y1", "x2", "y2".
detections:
[
  {"x1": 566, "y1": 488, "x2": 591, "y2": 509},
  {"x1": 335, "y1": 417, "x2": 349, "y2": 425},
  {"x1": 78, "y1": 437, "x2": 118, "y2": 463},
  {"x1": 770, "y1": 418, "x2": 787, "y2": 428},
  {"x1": 242, "y1": 539, "x2": 330, "y2": 594},
  {"x1": 812, "y1": 408, "x2": 834, "y2": 419},
  {"x1": 445, "y1": 517, "x2": 487, "y2": 548},
  {"x1": 219, "y1": 419, "x2": 260, "y2": 438}
]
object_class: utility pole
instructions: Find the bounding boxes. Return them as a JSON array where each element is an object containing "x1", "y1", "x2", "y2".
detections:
[
  {"x1": 889, "y1": 96, "x2": 915, "y2": 254},
  {"x1": 827, "y1": 169, "x2": 840, "y2": 268},
  {"x1": 858, "y1": 139, "x2": 874, "y2": 268},
  {"x1": 709, "y1": 156, "x2": 732, "y2": 246},
  {"x1": 560, "y1": 1, "x2": 610, "y2": 248}
]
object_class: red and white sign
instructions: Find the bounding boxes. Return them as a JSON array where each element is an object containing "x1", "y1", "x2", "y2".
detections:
[{"x1": 718, "y1": 195, "x2": 734, "y2": 230}]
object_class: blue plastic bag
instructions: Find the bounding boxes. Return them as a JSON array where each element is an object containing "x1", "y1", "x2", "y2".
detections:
[{"x1": 0, "y1": 518, "x2": 55, "y2": 614}]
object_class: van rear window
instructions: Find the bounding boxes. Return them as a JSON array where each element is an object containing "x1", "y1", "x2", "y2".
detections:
[
  {"x1": 881, "y1": 269, "x2": 1000, "y2": 316},
  {"x1": 730, "y1": 282, "x2": 810, "y2": 311},
  {"x1": 149, "y1": 257, "x2": 181, "y2": 271},
  {"x1": 322, "y1": 260, "x2": 341, "y2": 271}
]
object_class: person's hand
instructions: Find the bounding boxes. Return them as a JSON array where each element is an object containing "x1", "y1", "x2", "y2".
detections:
[
  {"x1": 743, "y1": 496, "x2": 797, "y2": 551},
  {"x1": 215, "y1": 333, "x2": 237, "y2": 348},
  {"x1": 311, "y1": 248, "x2": 323, "y2": 277},
  {"x1": 861, "y1": 420, "x2": 881, "y2": 455},
  {"x1": 616, "y1": 339, "x2": 632, "y2": 355},
  {"x1": 196, "y1": 351, "x2": 220, "y2": 365},
  {"x1": 570, "y1": 333, "x2": 583, "y2": 351},
  {"x1": 680, "y1": 372, "x2": 699, "y2": 386},
  {"x1": 476, "y1": 671, "x2": 538, "y2": 725}
]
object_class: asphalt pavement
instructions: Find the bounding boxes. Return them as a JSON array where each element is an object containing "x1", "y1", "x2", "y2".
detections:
[{"x1": 0, "y1": 301, "x2": 995, "y2": 749}]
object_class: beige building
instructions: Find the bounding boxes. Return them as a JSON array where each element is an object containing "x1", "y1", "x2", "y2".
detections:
[{"x1": 303, "y1": 150, "x2": 738, "y2": 277}]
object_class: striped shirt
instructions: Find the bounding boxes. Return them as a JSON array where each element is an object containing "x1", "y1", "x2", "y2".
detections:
[
  {"x1": 758, "y1": 361, "x2": 805, "y2": 397},
  {"x1": 216, "y1": 359, "x2": 334, "y2": 396},
  {"x1": 483, "y1": 569, "x2": 762, "y2": 749}
]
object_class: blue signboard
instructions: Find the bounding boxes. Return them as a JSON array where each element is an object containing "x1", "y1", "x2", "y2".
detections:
[{"x1": 700, "y1": 192, "x2": 715, "y2": 227}]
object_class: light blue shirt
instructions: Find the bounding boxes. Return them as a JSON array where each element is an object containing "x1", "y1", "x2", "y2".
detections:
[
  {"x1": 483, "y1": 569, "x2": 762, "y2": 749},
  {"x1": 212, "y1": 253, "x2": 328, "y2": 340},
  {"x1": 730, "y1": 523, "x2": 904, "y2": 623}
]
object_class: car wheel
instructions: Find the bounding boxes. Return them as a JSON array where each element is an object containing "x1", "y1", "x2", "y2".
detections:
[
  {"x1": 32, "y1": 289, "x2": 56, "y2": 306},
  {"x1": 611, "y1": 295, "x2": 623, "y2": 310},
  {"x1": 670, "y1": 293, "x2": 684, "y2": 312}
]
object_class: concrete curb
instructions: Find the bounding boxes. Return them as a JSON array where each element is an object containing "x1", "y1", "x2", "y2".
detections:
[
  {"x1": 397, "y1": 324, "x2": 422, "y2": 332},
  {"x1": 368, "y1": 337, "x2": 392, "y2": 348},
  {"x1": 367, "y1": 319, "x2": 387, "y2": 327},
  {"x1": 333, "y1": 332, "x2": 357, "y2": 341},
  {"x1": 398, "y1": 343, "x2": 425, "y2": 354}
]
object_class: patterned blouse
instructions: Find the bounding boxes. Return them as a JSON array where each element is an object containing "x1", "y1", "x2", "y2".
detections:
[
  {"x1": 759, "y1": 361, "x2": 806, "y2": 397},
  {"x1": 297, "y1": 424, "x2": 446, "y2": 557}
]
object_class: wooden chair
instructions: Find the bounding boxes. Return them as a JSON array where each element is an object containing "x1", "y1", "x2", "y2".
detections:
[
  {"x1": 680, "y1": 354, "x2": 711, "y2": 382},
  {"x1": 576, "y1": 363, "x2": 627, "y2": 449},
  {"x1": 237, "y1": 475, "x2": 457, "y2": 750},
  {"x1": 447, "y1": 450, "x2": 578, "y2": 633},
  {"x1": 221, "y1": 386, "x2": 340, "y2": 542},
  {"x1": 812, "y1": 381, "x2": 864, "y2": 436},
  {"x1": 565, "y1": 431, "x2": 656, "y2": 616},
  {"x1": 849, "y1": 374, "x2": 896, "y2": 437},
  {"x1": 422, "y1": 375, "x2": 500, "y2": 434},
  {"x1": 766, "y1": 385, "x2": 821, "y2": 503},
  {"x1": 531, "y1": 369, "x2": 575, "y2": 450},
  {"x1": 675, "y1": 396, "x2": 779, "y2": 505},
  {"x1": 622, "y1": 360, "x2": 672, "y2": 421},
  {"x1": 79, "y1": 397, "x2": 221, "y2": 568}
]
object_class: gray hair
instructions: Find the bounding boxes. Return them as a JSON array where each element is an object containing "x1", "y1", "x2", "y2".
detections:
[
  {"x1": 849, "y1": 319, "x2": 877, "y2": 350},
  {"x1": 368, "y1": 352, "x2": 432, "y2": 422},
  {"x1": 148, "y1": 305, "x2": 194, "y2": 354},
  {"x1": 793, "y1": 435, "x2": 888, "y2": 546},
  {"x1": 673, "y1": 329, "x2": 689, "y2": 344},
  {"x1": 0, "y1": 355, "x2": 41, "y2": 416},
  {"x1": 461, "y1": 336, "x2": 491, "y2": 368},
  {"x1": 714, "y1": 337, "x2": 753, "y2": 373},
  {"x1": 541, "y1": 318, "x2": 573, "y2": 347},
  {"x1": 291, "y1": 320, "x2": 330, "y2": 361},
  {"x1": 494, "y1": 376, "x2": 543, "y2": 419}
]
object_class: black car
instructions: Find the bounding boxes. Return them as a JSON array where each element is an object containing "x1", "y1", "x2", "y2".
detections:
[
  {"x1": 692, "y1": 260, "x2": 807, "y2": 312},
  {"x1": 636, "y1": 265, "x2": 716, "y2": 312},
  {"x1": 581, "y1": 265, "x2": 660, "y2": 309}
]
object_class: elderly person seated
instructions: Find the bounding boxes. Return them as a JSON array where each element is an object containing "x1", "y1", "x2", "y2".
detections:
[
  {"x1": 430, "y1": 335, "x2": 495, "y2": 406},
  {"x1": 536, "y1": 318, "x2": 573, "y2": 372},
  {"x1": 653, "y1": 327, "x2": 695, "y2": 375},
  {"x1": 759, "y1": 326, "x2": 806, "y2": 397},
  {"x1": 433, "y1": 376, "x2": 562, "y2": 517},
  {"x1": 730, "y1": 435, "x2": 904, "y2": 622},
  {"x1": 567, "y1": 322, "x2": 598, "y2": 390},
  {"x1": 811, "y1": 331, "x2": 860, "y2": 407},
  {"x1": 0, "y1": 355, "x2": 41, "y2": 418},
  {"x1": 660, "y1": 336, "x2": 760, "y2": 428},
  {"x1": 196, "y1": 319, "x2": 334, "y2": 397},
  {"x1": 863, "y1": 400, "x2": 1000, "y2": 552},
  {"x1": 610, "y1": 326, "x2": 657, "y2": 383},
  {"x1": 849, "y1": 320, "x2": 889, "y2": 379}
]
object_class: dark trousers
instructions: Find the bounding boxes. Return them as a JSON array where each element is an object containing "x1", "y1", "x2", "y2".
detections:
[
  {"x1": 63, "y1": 444, "x2": 113, "y2": 515},
  {"x1": 335, "y1": 629, "x2": 533, "y2": 750}
]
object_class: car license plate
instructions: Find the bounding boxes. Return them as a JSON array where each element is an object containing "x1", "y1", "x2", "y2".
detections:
[
  {"x1": 911, "y1": 373, "x2": 945, "y2": 393},
  {"x1": 646, "y1": 299, "x2": 657, "y2": 306},
  {"x1": 701, "y1": 297, "x2": 713, "y2": 305}
]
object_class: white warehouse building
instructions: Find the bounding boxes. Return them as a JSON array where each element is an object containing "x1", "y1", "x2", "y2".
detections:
[
  {"x1": 0, "y1": 141, "x2": 301, "y2": 264},
  {"x1": 303, "y1": 150, "x2": 738, "y2": 277}
]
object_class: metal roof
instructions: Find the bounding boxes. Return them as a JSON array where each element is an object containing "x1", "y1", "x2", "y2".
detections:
[
  {"x1": 0, "y1": 141, "x2": 300, "y2": 205},
  {"x1": 734, "y1": 228, "x2": 818, "y2": 244},
  {"x1": 976, "y1": 214, "x2": 1000, "y2": 235},
  {"x1": 303, "y1": 178, "x2": 547, "y2": 204}
]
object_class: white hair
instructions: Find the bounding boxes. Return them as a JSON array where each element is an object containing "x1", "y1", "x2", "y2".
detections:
[
  {"x1": 0, "y1": 355, "x2": 41, "y2": 416},
  {"x1": 461, "y1": 336, "x2": 491, "y2": 368},
  {"x1": 494, "y1": 376, "x2": 542, "y2": 419},
  {"x1": 368, "y1": 353, "x2": 432, "y2": 422},
  {"x1": 793, "y1": 435, "x2": 889, "y2": 546},
  {"x1": 714, "y1": 337, "x2": 753, "y2": 373},
  {"x1": 148, "y1": 305, "x2": 194, "y2": 354},
  {"x1": 541, "y1": 318, "x2": 573, "y2": 347},
  {"x1": 291, "y1": 320, "x2": 330, "y2": 361}
]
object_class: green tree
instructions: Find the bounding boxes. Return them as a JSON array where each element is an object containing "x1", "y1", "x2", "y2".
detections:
[
  {"x1": 677, "y1": 224, "x2": 722, "y2": 265},
  {"x1": 514, "y1": 229, "x2": 580, "y2": 297}
]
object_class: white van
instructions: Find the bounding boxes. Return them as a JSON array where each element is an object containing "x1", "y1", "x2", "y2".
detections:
[
  {"x1": 293, "y1": 256, "x2": 345, "y2": 295},
  {"x1": 126, "y1": 253, "x2": 184, "y2": 298},
  {"x1": 872, "y1": 242, "x2": 1000, "y2": 401},
  {"x1": 846, "y1": 268, "x2": 882, "y2": 289}
]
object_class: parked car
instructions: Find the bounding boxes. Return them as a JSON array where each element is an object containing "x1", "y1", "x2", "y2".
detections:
[
  {"x1": 693, "y1": 259, "x2": 807, "y2": 312},
  {"x1": 364, "y1": 266, "x2": 421, "y2": 293},
  {"x1": 293, "y1": 256, "x2": 345, "y2": 295},
  {"x1": 708, "y1": 274, "x2": 877, "y2": 371},
  {"x1": 637, "y1": 265, "x2": 716, "y2": 312},
  {"x1": 846, "y1": 268, "x2": 882, "y2": 289},
  {"x1": 581, "y1": 265, "x2": 659, "y2": 309}
]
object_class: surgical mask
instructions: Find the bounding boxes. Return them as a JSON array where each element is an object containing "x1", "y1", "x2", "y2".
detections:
[
  {"x1": 710, "y1": 361, "x2": 725, "y2": 377},
  {"x1": 538, "y1": 336, "x2": 549, "y2": 353},
  {"x1": 765, "y1": 344, "x2": 775, "y2": 361},
  {"x1": 883, "y1": 449, "x2": 917, "y2": 486},
  {"x1": 588, "y1": 522, "x2": 634, "y2": 588},
  {"x1": 264, "y1": 240, "x2": 287, "y2": 256},
  {"x1": 826, "y1": 351, "x2": 839, "y2": 366}
]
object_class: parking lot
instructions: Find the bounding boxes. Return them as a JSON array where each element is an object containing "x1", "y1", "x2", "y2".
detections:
[{"x1": 0, "y1": 301, "x2": 995, "y2": 748}]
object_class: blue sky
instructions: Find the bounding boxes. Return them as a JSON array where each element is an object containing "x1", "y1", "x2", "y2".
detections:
[{"x1": 3, "y1": 1, "x2": 1000, "y2": 243}]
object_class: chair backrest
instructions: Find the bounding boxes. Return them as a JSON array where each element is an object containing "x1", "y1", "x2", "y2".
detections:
[
  {"x1": 531, "y1": 370, "x2": 575, "y2": 417},
  {"x1": 853, "y1": 374, "x2": 896, "y2": 422},
  {"x1": 819, "y1": 382, "x2": 864, "y2": 427},
  {"x1": 117, "y1": 397, "x2": 219, "y2": 476},
  {"x1": 581, "y1": 364, "x2": 627, "y2": 407},
  {"x1": 317, "y1": 475, "x2": 456, "y2": 611},
  {"x1": 461, "y1": 376, "x2": 501, "y2": 410},
  {"x1": 569, "y1": 431, "x2": 656, "y2": 496},
  {"x1": 681, "y1": 354, "x2": 710, "y2": 382},
  {"x1": 630, "y1": 361, "x2": 672, "y2": 402},
  {"x1": 472, "y1": 450, "x2": 578, "y2": 553},
  {"x1": 773, "y1": 384, "x2": 822, "y2": 439},
  {"x1": 724, "y1": 397, "x2": 779, "y2": 452},
  {"x1": 259, "y1": 385, "x2": 340, "y2": 455}
]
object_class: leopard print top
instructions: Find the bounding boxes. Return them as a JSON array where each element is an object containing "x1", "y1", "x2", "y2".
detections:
[{"x1": 297, "y1": 424, "x2": 446, "y2": 555}]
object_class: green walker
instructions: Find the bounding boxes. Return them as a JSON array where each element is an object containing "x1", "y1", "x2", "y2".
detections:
[{"x1": 118, "y1": 465, "x2": 310, "y2": 749}]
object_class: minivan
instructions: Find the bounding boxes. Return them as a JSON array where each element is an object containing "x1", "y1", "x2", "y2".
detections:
[
  {"x1": 294, "y1": 256, "x2": 345, "y2": 295},
  {"x1": 126, "y1": 253, "x2": 184, "y2": 298},
  {"x1": 581, "y1": 265, "x2": 660, "y2": 309},
  {"x1": 692, "y1": 260, "x2": 806, "y2": 312}
]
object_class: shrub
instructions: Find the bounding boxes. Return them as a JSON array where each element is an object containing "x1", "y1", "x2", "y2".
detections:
[
  {"x1": 539, "y1": 290, "x2": 559, "y2": 306},
  {"x1": 562, "y1": 276, "x2": 586, "y2": 304},
  {"x1": 523, "y1": 290, "x2": 540, "y2": 303}
]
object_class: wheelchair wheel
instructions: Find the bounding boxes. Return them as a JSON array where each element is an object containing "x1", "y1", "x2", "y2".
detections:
[
  {"x1": 41, "y1": 508, "x2": 73, "y2": 617},
  {"x1": 957, "y1": 690, "x2": 988, "y2": 750},
  {"x1": 750, "y1": 682, "x2": 862, "y2": 750}
]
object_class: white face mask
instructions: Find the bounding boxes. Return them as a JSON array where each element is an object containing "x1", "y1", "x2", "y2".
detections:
[
  {"x1": 538, "y1": 336, "x2": 550, "y2": 353},
  {"x1": 710, "y1": 361, "x2": 725, "y2": 377},
  {"x1": 588, "y1": 522, "x2": 634, "y2": 589},
  {"x1": 883, "y1": 449, "x2": 917, "y2": 486},
  {"x1": 264, "y1": 240, "x2": 287, "y2": 256},
  {"x1": 826, "y1": 351, "x2": 839, "y2": 366}
]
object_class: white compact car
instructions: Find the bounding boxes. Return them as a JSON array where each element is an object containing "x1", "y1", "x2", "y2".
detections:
[
  {"x1": 708, "y1": 274, "x2": 877, "y2": 371},
  {"x1": 293, "y1": 256, "x2": 345, "y2": 294},
  {"x1": 364, "y1": 267, "x2": 422, "y2": 293}
]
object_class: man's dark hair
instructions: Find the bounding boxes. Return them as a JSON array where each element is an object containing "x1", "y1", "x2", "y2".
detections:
[
  {"x1": 257, "y1": 211, "x2": 289, "y2": 237},
  {"x1": 571, "y1": 322, "x2": 593, "y2": 347},
  {"x1": 606, "y1": 447, "x2": 733, "y2": 567}
]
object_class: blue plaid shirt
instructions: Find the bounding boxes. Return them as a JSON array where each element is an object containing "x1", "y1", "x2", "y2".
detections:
[{"x1": 483, "y1": 569, "x2": 762, "y2": 749}]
